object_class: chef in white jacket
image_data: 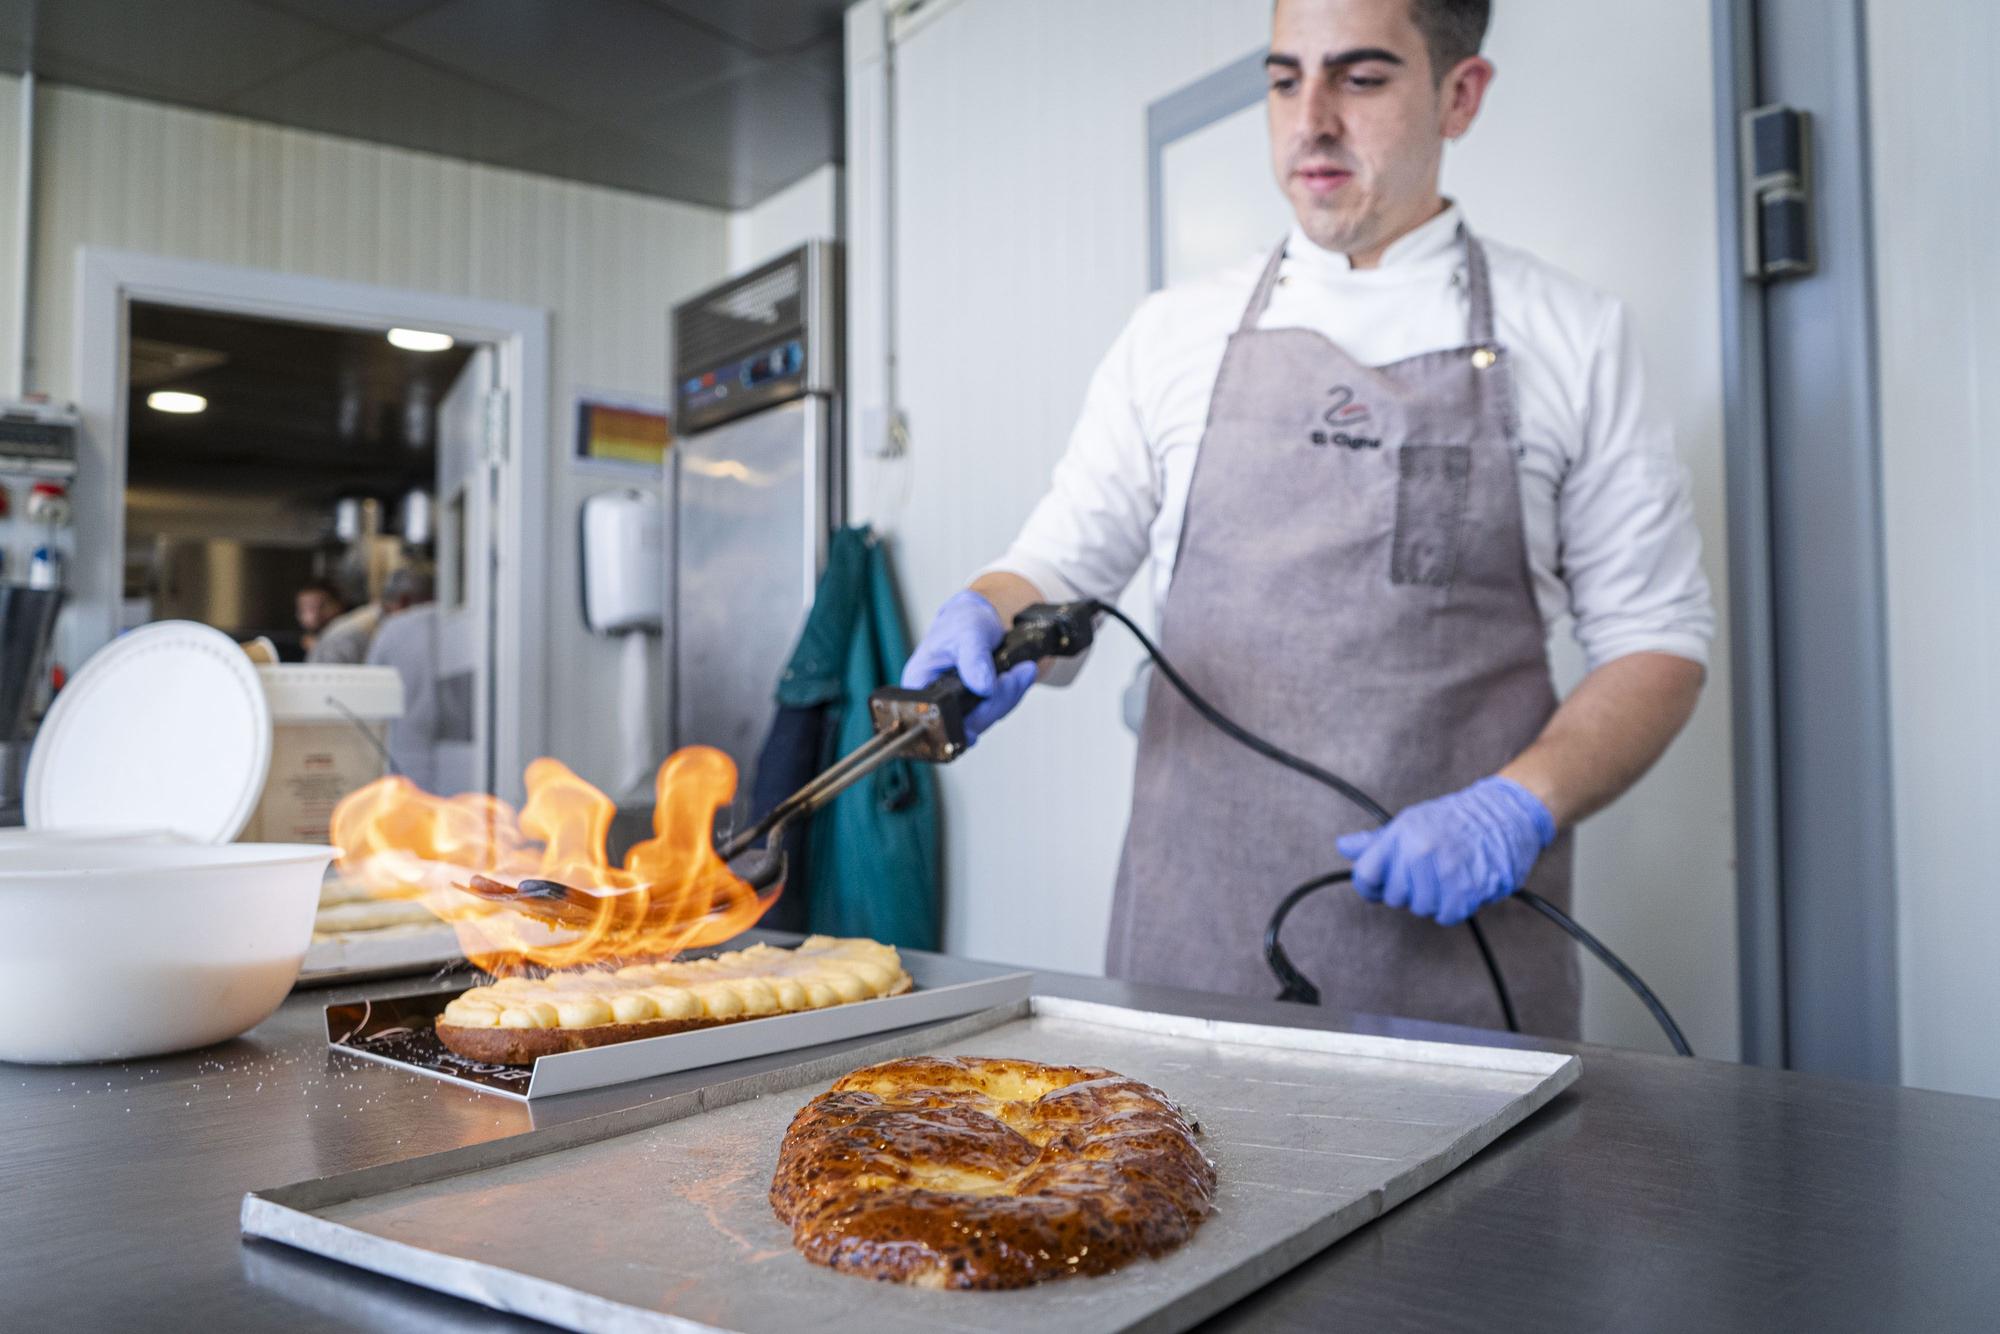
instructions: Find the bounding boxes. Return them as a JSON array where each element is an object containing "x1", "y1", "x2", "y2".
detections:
[{"x1": 902, "y1": 0, "x2": 1713, "y2": 1035}]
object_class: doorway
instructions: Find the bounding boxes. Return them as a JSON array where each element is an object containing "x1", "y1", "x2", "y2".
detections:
[
  {"x1": 75, "y1": 249, "x2": 551, "y2": 799},
  {"x1": 125, "y1": 303, "x2": 470, "y2": 656},
  {"x1": 121, "y1": 303, "x2": 493, "y2": 794}
]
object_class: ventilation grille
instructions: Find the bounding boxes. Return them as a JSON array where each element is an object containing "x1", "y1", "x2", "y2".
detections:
[{"x1": 673, "y1": 250, "x2": 808, "y2": 380}]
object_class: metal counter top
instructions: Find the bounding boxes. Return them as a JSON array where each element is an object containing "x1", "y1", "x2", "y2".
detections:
[{"x1": 5, "y1": 954, "x2": 1997, "y2": 1332}]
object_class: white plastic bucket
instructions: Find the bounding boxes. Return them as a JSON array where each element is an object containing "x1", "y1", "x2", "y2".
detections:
[{"x1": 241, "y1": 664, "x2": 405, "y2": 844}]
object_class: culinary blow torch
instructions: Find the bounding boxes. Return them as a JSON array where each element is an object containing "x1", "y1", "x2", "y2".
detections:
[
  {"x1": 716, "y1": 599, "x2": 1099, "y2": 888},
  {"x1": 464, "y1": 601, "x2": 1100, "y2": 922}
]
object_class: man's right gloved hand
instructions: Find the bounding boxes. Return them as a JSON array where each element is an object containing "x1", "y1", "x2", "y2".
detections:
[{"x1": 900, "y1": 589, "x2": 1038, "y2": 745}]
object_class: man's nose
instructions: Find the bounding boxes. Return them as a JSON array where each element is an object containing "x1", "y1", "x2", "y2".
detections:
[{"x1": 1307, "y1": 86, "x2": 1344, "y2": 139}]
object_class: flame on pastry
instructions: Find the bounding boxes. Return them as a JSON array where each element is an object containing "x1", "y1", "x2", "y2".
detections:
[{"x1": 330, "y1": 747, "x2": 773, "y2": 973}]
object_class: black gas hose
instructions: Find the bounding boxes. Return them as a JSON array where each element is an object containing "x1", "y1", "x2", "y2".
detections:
[{"x1": 1088, "y1": 600, "x2": 1691, "y2": 1057}]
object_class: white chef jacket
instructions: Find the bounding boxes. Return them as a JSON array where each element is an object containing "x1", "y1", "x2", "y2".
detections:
[{"x1": 984, "y1": 204, "x2": 1714, "y2": 674}]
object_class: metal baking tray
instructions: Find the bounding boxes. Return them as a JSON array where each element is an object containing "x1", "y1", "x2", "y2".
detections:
[
  {"x1": 250, "y1": 996, "x2": 1579, "y2": 1332},
  {"x1": 324, "y1": 948, "x2": 1036, "y2": 1099},
  {"x1": 299, "y1": 921, "x2": 466, "y2": 988}
]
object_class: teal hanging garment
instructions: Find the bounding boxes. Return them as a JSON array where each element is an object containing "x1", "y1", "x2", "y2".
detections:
[{"x1": 769, "y1": 525, "x2": 939, "y2": 949}]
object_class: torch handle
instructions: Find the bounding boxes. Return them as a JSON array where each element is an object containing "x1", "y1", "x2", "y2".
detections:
[{"x1": 865, "y1": 600, "x2": 1101, "y2": 764}]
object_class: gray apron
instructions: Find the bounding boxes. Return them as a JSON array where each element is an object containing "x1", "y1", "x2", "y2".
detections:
[{"x1": 1105, "y1": 228, "x2": 1580, "y2": 1038}]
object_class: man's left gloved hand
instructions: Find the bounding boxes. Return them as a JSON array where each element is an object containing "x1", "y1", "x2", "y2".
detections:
[{"x1": 1336, "y1": 776, "x2": 1556, "y2": 926}]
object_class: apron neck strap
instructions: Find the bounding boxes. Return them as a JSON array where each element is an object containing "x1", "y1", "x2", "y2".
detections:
[
  {"x1": 1239, "y1": 222, "x2": 1497, "y2": 346},
  {"x1": 1237, "y1": 242, "x2": 1288, "y2": 333},
  {"x1": 1462, "y1": 226, "x2": 1497, "y2": 348}
]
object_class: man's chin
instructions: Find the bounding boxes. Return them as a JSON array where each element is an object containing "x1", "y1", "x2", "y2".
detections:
[
  {"x1": 1282, "y1": 190, "x2": 1367, "y2": 250},
  {"x1": 1290, "y1": 212, "x2": 1368, "y2": 255}
]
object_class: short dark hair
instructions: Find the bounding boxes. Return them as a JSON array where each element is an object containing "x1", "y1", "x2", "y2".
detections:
[
  {"x1": 1410, "y1": 0, "x2": 1490, "y2": 80},
  {"x1": 382, "y1": 564, "x2": 435, "y2": 609},
  {"x1": 298, "y1": 580, "x2": 346, "y2": 606}
]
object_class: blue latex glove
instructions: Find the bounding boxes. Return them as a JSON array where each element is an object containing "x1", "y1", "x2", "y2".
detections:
[
  {"x1": 900, "y1": 590, "x2": 1038, "y2": 744},
  {"x1": 1335, "y1": 776, "x2": 1556, "y2": 927}
]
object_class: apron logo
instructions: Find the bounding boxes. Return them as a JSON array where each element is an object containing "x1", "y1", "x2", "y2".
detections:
[{"x1": 1310, "y1": 384, "x2": 1381, "y2": 450}]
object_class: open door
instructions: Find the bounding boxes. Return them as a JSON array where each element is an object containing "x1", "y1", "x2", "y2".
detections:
[{"x1": 434, "y1": 346, "x2": 500, "y2": 796}]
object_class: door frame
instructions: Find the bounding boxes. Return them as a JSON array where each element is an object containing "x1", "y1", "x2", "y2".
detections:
[
  {"x1": 1712, "y1": 0, "x2": 1898, "y2": 1082},
  {"x1": 1143, "y1": 46, "x2": 1268, "y2": 292},
  {"x1": 73, "y1": 246, "x2": 552, "y2": 794},
  {"x1": 1710, "y1": 0, "x2": 1787, "y2": 1072}
]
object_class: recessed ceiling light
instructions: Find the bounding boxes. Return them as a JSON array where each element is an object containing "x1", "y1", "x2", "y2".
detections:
[
  {"x1": 387, "y1": 327, "x2": 455, "y2": 352},
  {"x1": 146, "y1": 390, "x2": 207, "y2": 414}
]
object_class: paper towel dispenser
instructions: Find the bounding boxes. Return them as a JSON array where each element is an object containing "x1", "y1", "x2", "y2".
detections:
[{"x1": 580, "y1": 489, "x2": 663, "y2": 635}]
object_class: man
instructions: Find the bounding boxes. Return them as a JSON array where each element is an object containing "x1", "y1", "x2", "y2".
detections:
[
  {"x1": 294, "y1": 581, "x2": 347, "y2": 659},
  {"x1": 900, "y1": 0, "x2": 1712, "y2": 1037},
  {"x1": 312, "y1": 564, "x2": 435, "y2": 666},
  {"x1": 361, "y1": 566, "x2": 451, "y2": 792},
  {"x1": 308, "y1": 600, "x2": 381, "y2": 665}
]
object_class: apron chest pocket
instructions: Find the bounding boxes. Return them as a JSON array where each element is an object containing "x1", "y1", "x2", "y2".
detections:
[{"x1": 1390, "y1": 444, "x2": 1471, "y2": 587}]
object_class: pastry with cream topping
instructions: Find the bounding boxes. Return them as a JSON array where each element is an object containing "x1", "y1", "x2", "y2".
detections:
[{"x1": 434, "y1": 935, "x2": 911, "y2": 1064}]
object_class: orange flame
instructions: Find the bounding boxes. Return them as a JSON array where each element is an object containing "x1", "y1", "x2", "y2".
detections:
[{"x1": 329, "y1": 746, "x2": 774, "y2": 973}]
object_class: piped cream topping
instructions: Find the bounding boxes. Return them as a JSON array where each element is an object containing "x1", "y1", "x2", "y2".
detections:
[{"x1": 439, "y1": 935, "x2": 908, "y2": 1030}]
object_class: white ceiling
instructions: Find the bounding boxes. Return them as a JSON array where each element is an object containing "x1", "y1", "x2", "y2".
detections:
[{"x1": 0, "y1": 0, "x2": 847, "y2": 209}]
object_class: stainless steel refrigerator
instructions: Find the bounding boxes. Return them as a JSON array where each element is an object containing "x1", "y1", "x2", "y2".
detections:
[{"x1": 669, "y1": 241, "x2": 843, "y2": 783}]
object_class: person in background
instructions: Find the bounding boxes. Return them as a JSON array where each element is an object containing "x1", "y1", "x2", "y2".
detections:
[
  {"x1": 898, "y1": 0, "x2": 1712, "y2": 1037},
  {"x1": 294, "y1": 581, "x2": 348, "y2": 658},
  {"x1": 311, "y1": 566, "x2": 431, "y2": 666},
  {"x1": 375, "y1": 565, "x2": 435, "y2": 624},
  {"x1": 307, "y1": 595, "x2": 382, "y2": 665},
  {"x1": 363, "y1": 565, "x2": 452, "y2": 793}
]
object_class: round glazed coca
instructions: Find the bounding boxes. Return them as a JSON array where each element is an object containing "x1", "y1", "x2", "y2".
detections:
[{"x1": 769, "y1": 1055, "x2": 1217, "y2": 1290}]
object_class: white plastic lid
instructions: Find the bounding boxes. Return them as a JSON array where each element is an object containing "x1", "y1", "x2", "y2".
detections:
[
  {"x1": 26, "y1": 621, "x2": 273, "y2": 844},
  {"x1": 255, "y1": 664, "x2": 406, "y2": 723}
]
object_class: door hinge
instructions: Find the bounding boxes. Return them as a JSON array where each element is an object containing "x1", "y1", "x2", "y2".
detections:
[
  {"x1": 482, "y1": 389, "x2": 509, "y2": 466},
  {"x1": 1741, "y1": 105, "x2": 1815, "y2": 282}
]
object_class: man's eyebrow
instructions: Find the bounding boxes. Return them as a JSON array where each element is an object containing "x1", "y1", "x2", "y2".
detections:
[
  {"x1": 1264, "y1": 47, "x2": 1407, "y2": 71},
  {"x1": 1322, "y1": 46, "x2": 1405, "y2": 67}
]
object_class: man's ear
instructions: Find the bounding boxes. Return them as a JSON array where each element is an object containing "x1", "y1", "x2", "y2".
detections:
[{"x1": 1440, "y1": 56, "x2": 1496, "y2": 141}]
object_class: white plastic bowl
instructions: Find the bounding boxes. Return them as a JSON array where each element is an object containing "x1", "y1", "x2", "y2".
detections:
[
  {"x1": 0, "y1": 841, "x2": 334, "y2": 1063},
  {"x1": 0, "y1": 827, "x2": 186, "y2": 848}
]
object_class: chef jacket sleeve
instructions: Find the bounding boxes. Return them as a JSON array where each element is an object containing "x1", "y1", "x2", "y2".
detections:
[
  {"x1": 1560, "y1": 300, "x2": 1716, "y2": 672},
  {"x1": 978, "y1": 304, "x2": 1163, "y2": 611}
]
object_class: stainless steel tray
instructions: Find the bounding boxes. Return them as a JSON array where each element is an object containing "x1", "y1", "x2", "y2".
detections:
[
  {"x1": 299, "y1": 921, "x2": 466, "y2": 988},
  {"x1": 247, "y1": 996, "x2": 1579, "y2": 1332},
  {"x1": 325, "y1": 949, "x2": 1036, "y2": 1099}
]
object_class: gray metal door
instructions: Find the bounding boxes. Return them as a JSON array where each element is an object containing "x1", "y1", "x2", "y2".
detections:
[
  {"x1": 433, "y1": 346, "x2": 500, "y2": 797},
  {"x1": 672, "y1": 396, "x2": 830, "y2": 781}
]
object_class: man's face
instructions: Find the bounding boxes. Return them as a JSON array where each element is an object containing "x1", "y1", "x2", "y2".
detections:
[
  {"x1": 297, "y1": 590, "x2": 337, "y2": 633},
  {"x1": 1267, "y1": 0, "x2": 1482, "y2": 257}
]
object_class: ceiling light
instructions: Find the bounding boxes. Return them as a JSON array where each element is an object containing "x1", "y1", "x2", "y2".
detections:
[
  {"x1": 146, "y1": 390, "x2": 207, "y2": 414},
  {"x1": 387, "y1": 327, "x2": 455, "y2": 352}
]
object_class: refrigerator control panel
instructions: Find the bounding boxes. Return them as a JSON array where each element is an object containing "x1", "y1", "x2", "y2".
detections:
[
  {"x1": 679, "y1": 338, "x2": 805, "y2": 425},
  {"x1": 672, "y1": 241, "x2": 839, "y2": 437}
]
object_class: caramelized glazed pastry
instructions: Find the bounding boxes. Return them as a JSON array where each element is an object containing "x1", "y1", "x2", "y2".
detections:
[
  {"x1": 434, "y1": 936, "x2": 910, "y2": 1064},
  {"x1": 770, "y1": 1055, "x2": 1216, "y2": 1289}
]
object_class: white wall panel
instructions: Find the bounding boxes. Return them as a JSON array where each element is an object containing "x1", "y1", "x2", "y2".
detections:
[
  {"x1": 872, "y1": 0, "x2": 1271, "y2": 980},
  {"x1": 729, "y1": 164, "x2": 841, "y2": 272},
  {"x1": 857, "y1": 0, "x2": 1737, "y2": 1056},
  {"x1": 0, "y1": 81, "x2": 24, "y2": 395},
  {"x1": 1451, "y1": 2, "x2": 1735, "y2": 1055},
  {"x1": 0, "y1": 79, "x2": 728, "y2": 794},
  {"x1": 1869, "y1": 0, "x2": 2000, "y2": 1098}
]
